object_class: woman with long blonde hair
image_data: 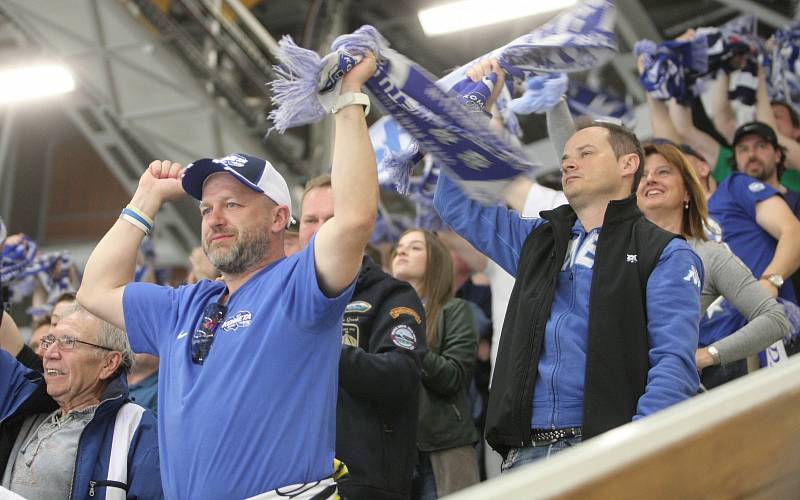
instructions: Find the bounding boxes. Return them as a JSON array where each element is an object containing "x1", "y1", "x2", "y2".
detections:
[{"x1": 391, "y1": 229, "x2": 479, "y2": 499}]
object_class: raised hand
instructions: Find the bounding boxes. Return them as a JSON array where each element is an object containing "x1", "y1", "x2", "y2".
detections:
[
  {"x1": 341, "y1": 53, "x2": 378, "y2": 93},
  {"x1": 138, "y1": 160, "x2": 186, "y2": 205},
  {"x1": 465, "y1": 57, "x2": 506, "y2": 114}
]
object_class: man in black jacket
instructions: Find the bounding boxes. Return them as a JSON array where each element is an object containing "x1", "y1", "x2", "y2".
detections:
[{"x1": 299, "y1": 175, "x2": 427, "y2": 499}]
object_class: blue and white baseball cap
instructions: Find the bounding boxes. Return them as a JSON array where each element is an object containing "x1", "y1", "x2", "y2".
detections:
[{"x1": 182, "y1": 153, "x2": 293, "y2": 225}]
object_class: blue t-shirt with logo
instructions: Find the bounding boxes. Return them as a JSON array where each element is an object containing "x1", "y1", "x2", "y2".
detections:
[
  {"x1": 123, "y1": 236, "x2": 355, "y2": 499},
  {"x1": 707, "y1": 172, "x2": 796, "y2": 303}
]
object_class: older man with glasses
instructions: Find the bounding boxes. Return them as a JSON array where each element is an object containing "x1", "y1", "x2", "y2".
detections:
[{"x1": 0, "y1": 303, "x2": 161, "y2": 500}]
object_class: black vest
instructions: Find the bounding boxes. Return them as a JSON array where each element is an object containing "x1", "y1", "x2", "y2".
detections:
[{"x1": 485, "y1": 195, "x2": 678, "y2": 454}]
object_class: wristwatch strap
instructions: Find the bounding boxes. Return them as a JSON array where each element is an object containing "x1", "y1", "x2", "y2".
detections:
[
  {"x1": 707, "y1": 345, "x2": 721, "y2": 365},
  {"x1": 331, "y1": 91, "x2": 370, "y2": 115}
]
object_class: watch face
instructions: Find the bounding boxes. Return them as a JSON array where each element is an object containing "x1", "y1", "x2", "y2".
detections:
[{"x1": 769, "y1": 274, "x2": 784, "y2": 287}]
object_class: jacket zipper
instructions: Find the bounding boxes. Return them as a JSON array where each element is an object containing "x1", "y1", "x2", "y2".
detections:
[
  {"x1": 90, "y1": 479, "x2": 129, "y2": 496},
  {"x1": 450, "y1": 403, "x2": 462, "y2": 421},
  {"x1": 69, "y1": 393, "x2": 125, "y2": 500}
]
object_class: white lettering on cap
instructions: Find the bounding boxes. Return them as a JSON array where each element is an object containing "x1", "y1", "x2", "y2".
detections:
[{"x1": 214, "y1": 154, "x2": 248, "y2": 168}]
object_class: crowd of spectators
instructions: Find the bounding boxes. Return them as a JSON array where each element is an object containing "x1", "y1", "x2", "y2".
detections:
[{"x1": 2, "y1": 8, "x2": 800, "y2": 500}]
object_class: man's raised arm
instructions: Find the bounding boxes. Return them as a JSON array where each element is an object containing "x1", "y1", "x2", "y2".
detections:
[
  {"x1": 77, "y1": 162, "x2": 185, "y2": 330},
  {"x1": 755, "y1": 197, "x2": 800, "y2": 295},
  {"x1": 313, "y1": 56, "x2": 379, "y2": 296}
]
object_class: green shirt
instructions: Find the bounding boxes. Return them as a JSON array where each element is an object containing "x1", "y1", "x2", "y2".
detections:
[
  {"x1": 713, "y1": 145, "x2": 800, "y2": 191},
  {"x1": 711, "y1": 146, "x2": 733, "y2": 183}
]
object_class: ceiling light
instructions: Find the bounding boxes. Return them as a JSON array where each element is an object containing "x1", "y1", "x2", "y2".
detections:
[
  {"x1": 0, "y1": 64, "x2": 75, "y2": 104},
  {"x1": 419, "y1": 0, "x2": 578, "y2": 36}
]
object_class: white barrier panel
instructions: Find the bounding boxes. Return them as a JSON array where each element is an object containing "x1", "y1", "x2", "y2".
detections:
[{"x1": 447, "y1": 356, "x2": 800, "y2": 499}]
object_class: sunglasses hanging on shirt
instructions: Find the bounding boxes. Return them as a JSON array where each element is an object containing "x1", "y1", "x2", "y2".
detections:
[{"x1": 191, "y1": 294, "x2": 228, "y2": 365}]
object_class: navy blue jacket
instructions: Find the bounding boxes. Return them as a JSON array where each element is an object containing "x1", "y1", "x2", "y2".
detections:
[{"x1": 0, "y1": 348, "x2": 162, "y2": 499}]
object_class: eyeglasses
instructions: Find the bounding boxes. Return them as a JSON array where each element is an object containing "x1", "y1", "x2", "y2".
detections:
[
  {"x1": 40, "y1": 334, "x2": 113, "y2": 352},
  {"x1": 191, "y1": 301, "x2": 227, "y2": 365}
]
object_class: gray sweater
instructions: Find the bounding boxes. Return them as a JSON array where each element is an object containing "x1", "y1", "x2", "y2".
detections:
[{"x1": 689, "y1": 239, "x2": 789, "y2": 364}]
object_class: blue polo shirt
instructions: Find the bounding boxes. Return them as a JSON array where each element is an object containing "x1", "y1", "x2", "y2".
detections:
[
  {"x1": 123, "y1": 236, "x2": 355, "y2": 499},
  {"x1": 708, "y1": 172, "x2": 796, "y2": 303}
]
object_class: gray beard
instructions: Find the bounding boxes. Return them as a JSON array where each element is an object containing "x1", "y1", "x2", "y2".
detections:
[{"x1": 205, "y1": 229, "x2": 269, "y2": 275}]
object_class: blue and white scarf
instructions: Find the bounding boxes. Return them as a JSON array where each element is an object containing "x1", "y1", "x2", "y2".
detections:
[
  {"x1": 768, "y1": 22, "x2": 800, "y2": 110},
  {"x1": 408, "y1": 156, "x2": 446, "y2": 232},
  {"x1": 270, "y1": 0, "x2": 617, "y2": 202},
  {"x1": 368, "y1": 115, "x2": 420, "y2": 193},
  {"x1": 719, "y1": 16, "x2": 763, "y2": 106},
  {"x1": 637, "y1": 27, "x2": 758, "y2": 105},
  {"x1": 566, "y1": 79, "x2": 636, "y2": 128},
  {"x1": 0, "y1": 235, "x2": 39, "y2": 286},
  {"x1": 1, "y1": 235, "x2": 74, "y2": 314}
]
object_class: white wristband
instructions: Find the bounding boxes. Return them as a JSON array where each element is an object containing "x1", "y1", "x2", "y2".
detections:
[{"x1": 331, "y1": 92, "x2": 370, "y2": 116}]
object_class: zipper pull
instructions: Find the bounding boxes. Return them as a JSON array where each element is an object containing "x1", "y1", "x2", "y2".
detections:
[{"x1": 89, "y1": 481, "x2": 96, "y2": 497}]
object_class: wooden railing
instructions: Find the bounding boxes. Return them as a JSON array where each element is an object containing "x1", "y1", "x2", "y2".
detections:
[{"x1": 447, "y1": 356, "x2": 800, "y2": 499}]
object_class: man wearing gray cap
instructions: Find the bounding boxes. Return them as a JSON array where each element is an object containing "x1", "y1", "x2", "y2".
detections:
[{"x1": 77, "y1": 57, "x2": 378, "y2": 499}]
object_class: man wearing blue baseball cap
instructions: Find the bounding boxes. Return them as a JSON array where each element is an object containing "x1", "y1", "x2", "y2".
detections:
[{"x1": 77, "y1": 56, "x2": 378, "y2": 499}]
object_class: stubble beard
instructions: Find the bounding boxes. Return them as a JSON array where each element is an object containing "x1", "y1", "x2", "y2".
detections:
[{"x1": 745, "y1": 160, "x2": 765, "y2": 179}]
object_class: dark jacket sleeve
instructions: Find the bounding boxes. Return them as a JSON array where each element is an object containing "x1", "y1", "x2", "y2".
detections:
[
  {"x1": 16, "y1": 344, "x2": 43, "y2": 372},
  {"x1": 339, "y1": 285, "x2": 426, "y2": 410},
  {"x1": 420, "y1": 299, "x2": 478, "y2": 398}
]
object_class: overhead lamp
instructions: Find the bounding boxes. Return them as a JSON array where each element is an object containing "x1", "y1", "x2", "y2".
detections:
[
  {"x1": 418, "y1": 0, "x2": 578, "y2": 36},
  {"x1": 0, "y1": 64, "x2": 75, "y2": 104}
]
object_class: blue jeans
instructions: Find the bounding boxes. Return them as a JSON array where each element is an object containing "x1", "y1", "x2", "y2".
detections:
[
  {"x1": 415, "y1": 452, "x2": 438, "y2": 500},
  {"x1": 500, "y1": 436, "x2": 582, "y2": 472}
]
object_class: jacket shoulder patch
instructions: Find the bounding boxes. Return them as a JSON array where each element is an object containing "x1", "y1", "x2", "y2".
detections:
[
  {"x1": 389, "y1": 306, "x2": 422, "y2": 324},
  {"x1": 390, "y1": 325, "x2": 417, "y2": 350},
  {"x1": 345, "y1": 301, "x2": 372, "y2": 314}
]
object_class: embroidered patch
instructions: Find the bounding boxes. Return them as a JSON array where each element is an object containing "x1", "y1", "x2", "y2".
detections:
[
  {"x1": 389, "y1": 306, "x2": 422, "y2": 324},
  {"x1": 342, "y1": 323, "x2": 359, "y2": 347},
  {"x1": 221, "y1": 311, "x2": 252, "y2": 332},
  {"x1": 748, "y1": 181, "x2": 766, "y2": 193},
  {"x1": 390, "y1": 325, "x2": 417, "y2": 350},
  {"x1": 345, "y1": 301, "x2": 372, "y2": 314}
]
